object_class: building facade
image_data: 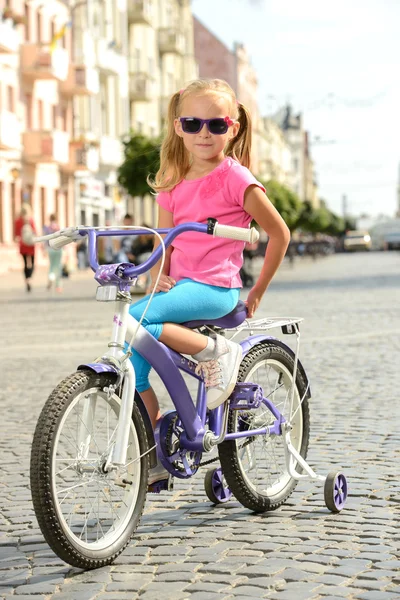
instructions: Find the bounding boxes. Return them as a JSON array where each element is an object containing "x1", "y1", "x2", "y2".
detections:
[
  {"x1": 0, "y1": 0, "x2": 131, "y2": 273},
  {"x1": 193, "y1": 17, "x2": 262, "y2": 175},
  {"x1": 0, "y1": 0, "x2": 77, "y2": 272},
  {"x1": 273, "y1": 105, "x2": 319, "y2": 208},
  {"x1": 259, "y1": 117, "x2": 293, "y2": 189},
  {"x1": 71, "y1": 0, "x2": 129, "y2": 229},
  {"x1": 127, "y1": 0, "x2": 198, "y2": 224}
]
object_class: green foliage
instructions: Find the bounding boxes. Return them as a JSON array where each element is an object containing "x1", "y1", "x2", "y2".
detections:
[
  {"x1": 260, "y1": 179, "x2": 303, "y2": 231},
  {"x1": 117, "y1": 132, "x2": 160, "y2": 198},
  {"x1": 260, "y1": 180, "x2": 346, "y2": 236}
]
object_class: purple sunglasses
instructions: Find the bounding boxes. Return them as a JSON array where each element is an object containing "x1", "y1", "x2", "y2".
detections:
[{"x1": 179, "y1": 116, "x2": 235, "y2": 135}]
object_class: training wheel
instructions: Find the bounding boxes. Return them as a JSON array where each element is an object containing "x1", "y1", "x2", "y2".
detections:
[
  {"x1": 204, "y1": 468, "x2": 232, "y2": 504},
  {"x1": 324, "y1": 471, "x2": 348, "y2": 513}
]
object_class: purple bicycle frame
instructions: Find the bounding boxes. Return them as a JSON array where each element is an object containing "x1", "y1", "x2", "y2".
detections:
[{"x1": 82, "y1": 224, "x2": 286, "y2": 453}]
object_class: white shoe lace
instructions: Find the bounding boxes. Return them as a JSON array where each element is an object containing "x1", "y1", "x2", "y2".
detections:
[{"x1": 195, "y1": 359, "x2": 222, "y2": 388}]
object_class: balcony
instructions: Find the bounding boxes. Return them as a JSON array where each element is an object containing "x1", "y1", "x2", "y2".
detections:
[
  {"x1": 2, "y1": 3, "x2": 25, "y2": 25},
  {"x1": 99, "y1": 136, "x2": 123, "y2": 167},
  {"x1": 62, "y1": 142, "x2": 99, "y2": 174},
  {"x1": 0, "y1": 110, "x2": 20, "y2": 150},
  {"x1": 23, "y1": 130, "x2": 69, "y2": 164},
  {"x1": 128, "y1": 0, "x2": 152, "y2": 25},
  {"x1": 96, "y1": 39, "x2": 126, "y2": 75},
  {"x1": 60, "y1": 65, "x2": 100, "y2": 97},
  {"x1": 0, "y1": 19, "x2": 19, "y2": 53},
  {"x1": 158, "y1": 28, "x2": 185, "y2": 55},
  {"x1": 129, "y1": 72, "x2": 153, "y2": 102},
  {"x1": 21, "y1": 44, "x2": 69, "y2": 81}
]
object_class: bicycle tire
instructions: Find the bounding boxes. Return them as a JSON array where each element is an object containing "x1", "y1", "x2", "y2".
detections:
[
  {"x1": 30, "y1": 370, "x2": 149, "y2": 569},
  {"x1": 218, "y1": 341, "x2": 310, "y2": 512}
]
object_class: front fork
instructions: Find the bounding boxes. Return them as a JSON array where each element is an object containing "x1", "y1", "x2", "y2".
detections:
[{"x1": 78, "y1": 297, "x2": 136, "y2": 467}]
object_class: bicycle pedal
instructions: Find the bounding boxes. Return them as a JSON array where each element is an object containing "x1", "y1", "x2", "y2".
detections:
[
  {"x1": 148, "y1": 476, "x2": 174, "y2": 494},
  {"x1": 114, "y1": 476, "x2": 133, "y2": 489}
]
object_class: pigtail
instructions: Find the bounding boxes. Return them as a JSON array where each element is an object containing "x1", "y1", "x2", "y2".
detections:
[
  {"x1": 225, "y1": 102, "x2": 252, "y2": 169},
  {"x1": 149, "y1": 91, "x2": 190, "y2": 193}
]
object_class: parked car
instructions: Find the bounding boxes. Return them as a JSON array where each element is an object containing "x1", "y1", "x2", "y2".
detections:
[{"x1": 343, "y1": 230, "x2": 371, "y2": 251}]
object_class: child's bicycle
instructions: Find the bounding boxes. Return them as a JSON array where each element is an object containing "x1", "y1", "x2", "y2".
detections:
[{"x1": 30, "y1": 220, "x2": 348, "y2": 570}]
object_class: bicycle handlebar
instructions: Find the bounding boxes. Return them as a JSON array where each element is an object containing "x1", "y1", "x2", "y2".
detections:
[{"x1": 35, "y1": 219, "x2": 260, "y2": 278}]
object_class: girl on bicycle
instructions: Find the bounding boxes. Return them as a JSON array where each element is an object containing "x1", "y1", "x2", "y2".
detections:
[{"x1": 129, "y1": 78, "x2": 290, "y2": 483}]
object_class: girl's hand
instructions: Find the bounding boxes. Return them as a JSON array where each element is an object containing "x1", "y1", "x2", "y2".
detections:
[
  {"x1": 150, "y1": 273, "x2": 176, "y2": 293},
  {"x1": 245, "y1": 286, "x2": 265, "y2": 318}
]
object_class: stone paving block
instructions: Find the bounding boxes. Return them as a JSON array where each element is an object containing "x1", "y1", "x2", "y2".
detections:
[
  {"x1": 229, "y1": 584, "x2": 271, "y2": 597},
  {"x1": 198, "y1": 573, "x2": 248, "y2": 586},
  {"x1": 3, "y1": 596, "x2": 48, "y2": 600},
  {"x1": 1, "y1": 254, "x2": 400, "y2": 598},
  {"x1": 106, "y1": 577, "x2": 153, "y2": 592},
  {"x1": 184, "y1": 582, "x2": 230, "y2": 594},
  {"x1": 14, "y1": 581, "x2": 60, "y2": 595},
  {"x1": 354, "y1": 592, "x2": 400, "y2": 600},
  {"x1": 49, "y1": 582, "x2": 105, "y2": 599},
  {"x1": 186, "y1": 593, "x2": 233, "y2": 600}
]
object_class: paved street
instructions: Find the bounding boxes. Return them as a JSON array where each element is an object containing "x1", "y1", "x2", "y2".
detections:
[{"x1": 0, "y1": 251, "x2": 399, "y2": 600}]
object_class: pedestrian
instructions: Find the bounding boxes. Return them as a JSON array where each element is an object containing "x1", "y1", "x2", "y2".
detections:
[
  {"x1": 98, "y1": 220, "x2": 117, "y2": 265},
  {"x1": 130, "y1": 223, "x2": 154, "y2": 291},
  {"x1": 14, "y1": 203, "x2": 37, "y2": 292},
  {"x1": 76, "y1": 237, "x2": 88, "y2": 270},
  {"x1": 116, "y1": 214, "x2": 135, "y2": 262},
  {"x1": 43, "y1": 214, "x2": 63, "y2": 292},
  {"x1": 128, "y1": 78, "x2": 290, "y2": 486}
]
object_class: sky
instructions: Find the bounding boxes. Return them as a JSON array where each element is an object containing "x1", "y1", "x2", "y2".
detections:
[{"x1": 191, "y1": 0, "x2": 400, "y2": 218}]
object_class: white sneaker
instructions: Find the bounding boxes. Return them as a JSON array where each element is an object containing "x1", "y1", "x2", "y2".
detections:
[{"x1": 195, "y1": 338, "x2": 242, "y2": 410}]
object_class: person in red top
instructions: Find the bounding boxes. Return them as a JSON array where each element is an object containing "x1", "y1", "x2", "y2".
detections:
[{"x1": 14, "y1": 203, "x2": 37, "y2": 292}]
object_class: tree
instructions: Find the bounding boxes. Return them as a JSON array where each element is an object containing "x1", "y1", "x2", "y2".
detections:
[
  {"x1": 117, "y1": 132, "x2": 160, "y2": 198},
  {"x1": 260, "y1": 179, "x2": 303, "y2": 231}
]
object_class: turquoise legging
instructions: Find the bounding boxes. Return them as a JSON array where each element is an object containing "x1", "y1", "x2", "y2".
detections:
[{"x1": 128, "y1": 278, "x2": 240, "y2": 392}]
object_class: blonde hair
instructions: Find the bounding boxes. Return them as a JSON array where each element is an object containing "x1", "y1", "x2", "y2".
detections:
[{"x1": 149, "y1": 78, "x2": 252, "y2": 193}]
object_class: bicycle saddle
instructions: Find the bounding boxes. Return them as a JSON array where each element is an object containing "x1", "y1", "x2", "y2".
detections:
[{"x1": 183, "y1": 300, "x2": 248, "y2": 329}]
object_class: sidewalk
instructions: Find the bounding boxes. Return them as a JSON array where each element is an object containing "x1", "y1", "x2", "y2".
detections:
[{"x1": 0, "y1": 265, "x2": 94, "y2": 293}]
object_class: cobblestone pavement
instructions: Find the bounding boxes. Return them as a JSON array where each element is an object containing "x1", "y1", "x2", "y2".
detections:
[{"x1": 0, "y1": 252, "x2": 399, "y2": 600}]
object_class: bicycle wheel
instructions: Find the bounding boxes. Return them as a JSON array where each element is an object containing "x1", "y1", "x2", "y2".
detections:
[
  {"x1": 218, "y1": 341, "x2": 310, "y2": 512},
  {"x1": 30, "y1": 370, "x2": 149, "y2": 569}
]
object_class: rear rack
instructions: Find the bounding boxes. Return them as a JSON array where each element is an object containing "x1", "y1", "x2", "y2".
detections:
[{"x1": 231, "y1": 316, "x2": 303, "y2": 334}]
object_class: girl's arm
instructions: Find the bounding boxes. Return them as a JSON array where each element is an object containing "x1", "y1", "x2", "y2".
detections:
[
  {"x1": 243, "y1": 185, "x2": 291, "y2": 317},
  {"x1": 149, "y1": 205, "x2": 176, "y2": 292}
]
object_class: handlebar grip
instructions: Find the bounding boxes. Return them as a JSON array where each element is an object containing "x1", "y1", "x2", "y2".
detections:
[
  {"x1": 213, "y1": 224, "x2": 259, "y2": 244},
  {"x1": 49, "y1": 236, "x2": 75, "y2": 249}
]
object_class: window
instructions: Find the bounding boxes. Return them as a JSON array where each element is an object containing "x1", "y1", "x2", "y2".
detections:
[
  {"x1": 22, "y1": 184, "x2": 32, "y2": 204},
  {"x1": 40, "y1": 187, "x2": 46, "y2": 229},
  {"x1": 55, "y1": 189, "x2": 60, "y2": 222},
  {"x1": 52, "y1": 105, "x2": 57, "y2": 129},
  {"x1": 36, "y1": 10, "x2": 42, "y2": 43},
  {"x1": 24, "y1": 3, "x2": 31, "y2": 41},
  {"x1": 26, "y1": 94, "x2": 33, "y2": 129},
  {"x1": 148, "y1": 56, "x2": 154, "y2": 76},
  {"x1": 64, "y1": 188, "x2": 69, "y2": 226},
  {"x1": 50, "y1": 20, "x2": 56, "y2": 45},
  {"x1": 61, "y1": 107, "x2": 67, "y2": 132},
  {"x1": 133, "y1": 48, "x2": 140, "y2": 73},
  {"x1": 37, "y1": 99, "x2": 44, "y2": 129},
  {"x1": 100, "y1": 82, "x2": 108, "y2": 135},
  {"x1": 7, "y1": 86, "x2": 14, "y2": 112},
  {"x1": 167, "y1": 72, "x2": 174, "y2": 95},
  {"x1": 10, "y1": 182, "x2": 17, "y2": 231}
]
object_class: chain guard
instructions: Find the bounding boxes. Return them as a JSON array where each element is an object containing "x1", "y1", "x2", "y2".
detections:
[{"x1": 155, "y1": 411, "x2": 202, "y2": 479}]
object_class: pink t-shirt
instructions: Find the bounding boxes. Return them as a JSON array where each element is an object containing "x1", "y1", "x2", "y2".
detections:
[{"x1": 156, "y1": 157, "x2": 265, "y2": 288}]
